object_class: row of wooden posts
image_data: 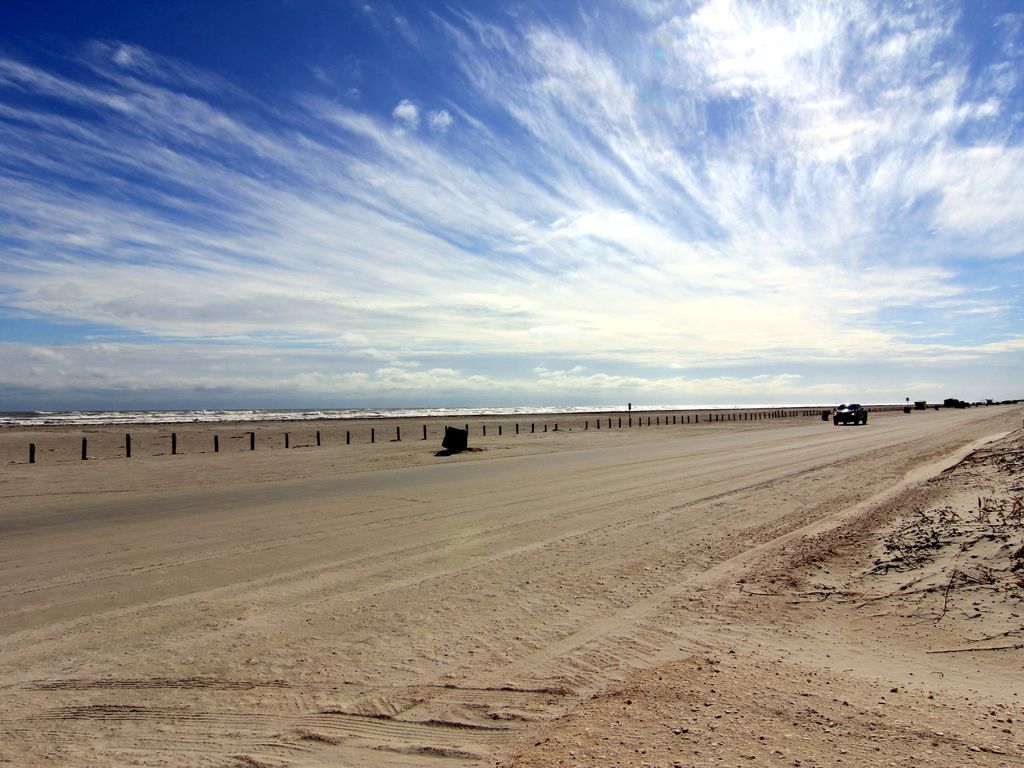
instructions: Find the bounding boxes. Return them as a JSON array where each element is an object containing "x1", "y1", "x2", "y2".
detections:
[{"x1": 23, "y1": 408, "x2": 897, "y2": 464}]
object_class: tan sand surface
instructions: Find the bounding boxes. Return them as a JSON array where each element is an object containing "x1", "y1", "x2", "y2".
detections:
[{"x1": 0, "y1": 405, "x2": 1021, "y2": 766}]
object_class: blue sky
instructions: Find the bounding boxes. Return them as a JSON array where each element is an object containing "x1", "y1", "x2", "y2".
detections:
[{"x1": 1, "y1": 0, "x2": 1022, "y2": 410}]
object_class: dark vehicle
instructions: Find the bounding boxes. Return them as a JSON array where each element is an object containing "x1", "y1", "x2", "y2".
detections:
[{"x1": 833, "y1": 403, "x2": 868, "y2": 426}]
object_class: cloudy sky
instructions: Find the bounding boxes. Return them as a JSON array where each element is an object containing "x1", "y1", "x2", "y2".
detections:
[{"x1": 1, "y1": 1, "x2": 1022, "y2": 410}]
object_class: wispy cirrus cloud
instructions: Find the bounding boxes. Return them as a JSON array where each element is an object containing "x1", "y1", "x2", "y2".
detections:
[{"x1": 0, "y1": 1, "x2": 1021, "y2": 406}]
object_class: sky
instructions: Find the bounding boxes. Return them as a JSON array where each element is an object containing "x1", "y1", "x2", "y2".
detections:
[{"x1": 0, "y1": 0, "x2": 1022, "y2": 410}]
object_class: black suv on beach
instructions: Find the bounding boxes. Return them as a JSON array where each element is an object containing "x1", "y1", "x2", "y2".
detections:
[{"x1": 833, "y1": 403, "x2": 868, "y2": 426}]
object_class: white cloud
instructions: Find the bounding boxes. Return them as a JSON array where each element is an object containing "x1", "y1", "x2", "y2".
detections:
[
  {"x1": 427, "y1": 108, "x2": 454, "y2": 132},
  {"x1": 391, "y1": 98, "x2": 419, "y2": 128}
]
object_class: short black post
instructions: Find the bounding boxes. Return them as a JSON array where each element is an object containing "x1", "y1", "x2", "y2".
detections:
[
  {"x1": 516, "y1": 423, "x2": 519, "y2": 434},
  {"x1": 554, "y1": 423, "x2": 558, "y2": 431},
  {"x1": 531, "y1": 423, "x2": 535, "y2": 433},
  {"x1": 125, "y1": 433, "x2": 132, "y2": 458},
  {"x1": 250, "y1": 431, "x2": 256, "y2": 450},
  {"x1": 214, "y1": 435, "x2": 220, "y2": 453},
  {"x1": 82, "y1": 437, "x2": 88, "y2": 460},
  {"x1": 346, "y1": 430, "x2": 351, "y2": 445},
  {"x1": 285, "y1": 432, "x2": 290, "y2": 449},
  {"x1": 423, "y1": 424, "x2": 428, "y2": 440},
  {"x1": 29, "y1": 443, "x2": 36, "y2": 464},
  {"x1": 498, "y1": 425, "x2": 503, "y2": 436},
  {"x1": 629, "y1": 417, "x2": 632, "y2": 427},
  {"x1": 618, "y1": 417, "x2": 621, "y2": 428},
  {"x1": 396, "y1": 426, "x2": 401, "y2": 441},
  {"x1": 171, "y1": 433, "x2": 177, "y2": 455},
  {"x1": 585, "y1": 421, "x2": 588, "y2": 430},
  {"x1": 483, "y1": 425, "x2": 487, "y2": 437},
  {"x1": 316, "y1": 430, "x2": 321, "y2": 446},
  {"x1": 544, "y1": 424, "x2": 547, "y2": 432},
  {"x1": 371, "y1": 428, "x2": 375, "y2": 444}
]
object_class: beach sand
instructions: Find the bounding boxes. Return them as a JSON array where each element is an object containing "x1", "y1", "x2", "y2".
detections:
[{"x1": 1, "y1": 405, "x2": 1021, "y2": 766}]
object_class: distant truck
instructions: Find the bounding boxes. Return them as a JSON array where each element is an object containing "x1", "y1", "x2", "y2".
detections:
[{"x1": 833, "y1": 403, "x2": 868, "y2": 426}]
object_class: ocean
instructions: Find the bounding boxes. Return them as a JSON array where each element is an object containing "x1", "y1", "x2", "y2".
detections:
[{"x1": 0, "y1": 404, "x2": 840, "y2": 428}]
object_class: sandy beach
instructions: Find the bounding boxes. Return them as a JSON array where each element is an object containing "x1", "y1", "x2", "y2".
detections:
[{"x1": 1, "y1": 404, "x2": 1022, "y2": 766}]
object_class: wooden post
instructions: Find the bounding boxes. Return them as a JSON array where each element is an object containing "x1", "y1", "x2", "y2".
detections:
[
  {"x1": 29, "y1": 443, "x2": 35, "y2": 464},
  {"x1": 618, "y1": 417, "x2": 621, "y2": 428},
  {"x1": 483, "y1": 425, "x2": 487, "y2": 437},
  {"x1": 81, "y1": 437, "x2": 88, "y2": 460},
  {"x1": 316, "y1": 430, "x2": 321, "y2": 446},
  {"x1": 544, "y1": 424, "x2": 547, "y2": 432},
  {"x1": 371, "y1": 428, "x2": 375, "y2": 444},
  {"x1": 396, "y1": 426, "x2": 401, "y2": 441},
  {"x1": 125, "y1": 433, "x2": 132, "y2": 458},
  {"x1": 498, "y1": 425, "x2": 503, "y2": 436},
  {"x1": 554, "y1": 423, "x2": 558, "y2": 431},
  {"x1": 346, "y1": 430, "x2": 350, "y2": 445},
  {"x1": 214, "y1": 435, "x2": 219, "y2": 453},
  {"x1": 285, "y1": 432, "x2": 290, "y2": 449},
  {"x1": 171, "y1": 433, "x2": 177, "y2": 455},
  {"x1": 250, "y1": 431, "x2": 256, "y2": 450},
  {"x1": 516, "y1": 423, "x2": 519, "y2": 434},
  {"x1": 531, "y1": 423, "x2": 535, "y2": 433},
  {"x1": 423, "y1": 424, "x2": 427, "y2": 440}
]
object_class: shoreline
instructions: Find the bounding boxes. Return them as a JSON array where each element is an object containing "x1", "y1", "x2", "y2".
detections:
[
  {"x1": 1, "y1": 404, "x2": 918, "y2": 467},
  {"x1": 0, "y1": 402, "x2": 921, "y2": 428}
]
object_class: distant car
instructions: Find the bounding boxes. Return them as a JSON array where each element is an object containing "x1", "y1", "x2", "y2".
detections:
[{"x1": 833, "y1": 403, "x2": 868, "y2": 426}]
